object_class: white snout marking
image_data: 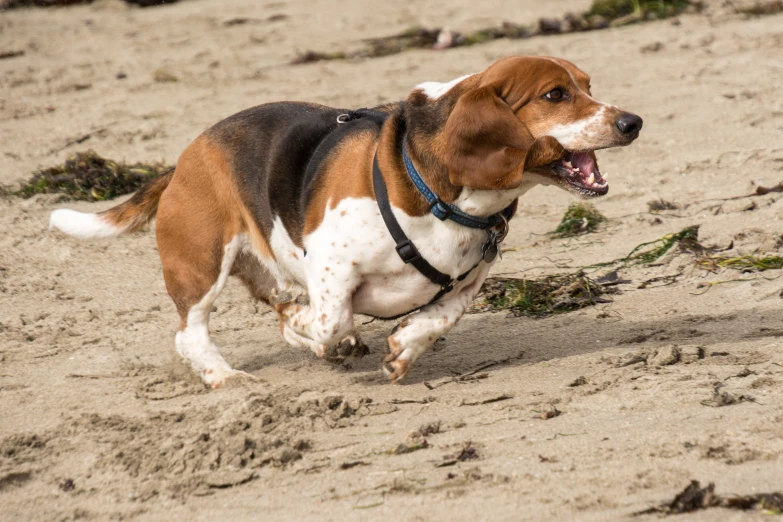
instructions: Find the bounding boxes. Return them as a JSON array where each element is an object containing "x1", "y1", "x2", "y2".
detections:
[{"x1": 545, "y1": 106, "x2": 608, "y2": 150}]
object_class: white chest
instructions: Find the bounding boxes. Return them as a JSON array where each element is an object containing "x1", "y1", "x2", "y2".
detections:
[{"x1": 299, "y1": 197, "x2": 491, "y2": 317}]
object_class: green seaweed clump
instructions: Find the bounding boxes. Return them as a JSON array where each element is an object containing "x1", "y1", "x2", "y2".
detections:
[
  {"x1": 587, "y1": 0, "x2": 691, "y2": 20},
  {"x1": 10, "y1": 150, "x2": 171, "y2": 201},
  {"x1": 290, "y1": 50, "x2": 348, "y2": 65},
  {"x1": 623, "y1": 225, "x2": 700, "y2": 265},
  {"x1": 472, "y1": 274, "x2": 605, "y2": 317},
  {"x1": 553, "y1": 202, "x2": 607, "y2": 237},
  {"x1": 364, "y1": 26, "x2": 441, "y2": 58},
  {"x1": 697, "y1": 254, "x2": 783, "y2": 273}
]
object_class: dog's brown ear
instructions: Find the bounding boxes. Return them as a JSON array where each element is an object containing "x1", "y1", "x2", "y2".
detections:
[{"x1": 443, "y1": 86, "x2": 534, "y2": 190}]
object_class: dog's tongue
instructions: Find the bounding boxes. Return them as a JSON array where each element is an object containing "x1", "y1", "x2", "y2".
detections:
[{"x1": 570, "y1": 151, "x2": 596, "y2": 175}]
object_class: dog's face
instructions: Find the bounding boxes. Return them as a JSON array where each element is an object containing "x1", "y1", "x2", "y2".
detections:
[{"x1": 441, "y1": 56, "x2": 642, "y2": 197}]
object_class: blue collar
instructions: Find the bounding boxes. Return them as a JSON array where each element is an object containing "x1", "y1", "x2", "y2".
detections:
[{"x1": 402, "y1": 140, "x2": 504, "y2": 229}]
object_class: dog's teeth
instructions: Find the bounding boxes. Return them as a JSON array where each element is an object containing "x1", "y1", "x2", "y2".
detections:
[
  {"x1": 573, "y1": 167, "x2": 580, "y2": 172},
  {"x1": 587, "y1": 173, "x2": 595, "y2": 185},
  {"x1": 564, "y1": 161, "x2": 573, "y2": 168},
  {"x1": 602, "y1": 172, "x2": 609, "y2": 181}
]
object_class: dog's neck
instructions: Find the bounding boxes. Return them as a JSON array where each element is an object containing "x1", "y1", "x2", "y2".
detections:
[{"x1": 402, "y1": 128, "x2": 541, "y2": 218}]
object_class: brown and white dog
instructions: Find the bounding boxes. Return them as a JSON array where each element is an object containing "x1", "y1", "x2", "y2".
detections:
[{"x1": 49, "y1": 56, "x2": 642, "y2": 388}]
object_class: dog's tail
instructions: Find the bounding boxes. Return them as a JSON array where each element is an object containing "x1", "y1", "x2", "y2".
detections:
[{"x1": 49, "y1": 168, "x2": 175, "y2": 239}]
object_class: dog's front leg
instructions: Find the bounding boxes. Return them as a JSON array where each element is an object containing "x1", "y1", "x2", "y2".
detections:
[
  {"x1": 278, "y1": 260, "x2": 359, "y2": 355},
  {"x1": 384, "y1": 263, "x2": 492, "y2": 383}
]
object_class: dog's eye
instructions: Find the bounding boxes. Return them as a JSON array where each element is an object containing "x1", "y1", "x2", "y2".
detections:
[{"x1": 545, "y1": 88, "x2": 565, "y2": 101}]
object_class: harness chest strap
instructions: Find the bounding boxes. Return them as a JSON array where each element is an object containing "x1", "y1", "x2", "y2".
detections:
[
  {"x1": 338, "y1": 108, "x2": 512, "y2": 317},
  {"x1": 372, "y1": 151, "x2": 510, "y2": 307}
]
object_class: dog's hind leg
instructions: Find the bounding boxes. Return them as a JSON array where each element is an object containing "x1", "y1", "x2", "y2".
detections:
[
  {"x1": 160, "y1": 234, "x2": 253, "y2": 388},
  {"x1": 155, "y1": 144, "x2": 256, "y2": 388}
]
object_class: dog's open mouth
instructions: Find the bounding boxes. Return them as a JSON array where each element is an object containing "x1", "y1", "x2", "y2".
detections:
[{"x1": 553, "y1": 151, "x2": 608, "y2": 197}]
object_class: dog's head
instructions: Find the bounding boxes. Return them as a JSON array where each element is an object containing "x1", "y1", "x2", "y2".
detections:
[{"x1": 410, "y1": 56, "x2": 642, "y2": 197}]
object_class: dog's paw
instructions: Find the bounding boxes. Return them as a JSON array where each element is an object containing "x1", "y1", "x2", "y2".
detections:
[
  {"x1": 324, "y1": 334, "x2": 370, "y2": 362},
  {"x1": 382, "y1": 356, "x2": 411, "y2": 384}
]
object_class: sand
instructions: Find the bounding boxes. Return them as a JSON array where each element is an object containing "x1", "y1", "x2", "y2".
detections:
[{"x1": 1, "y1": 0, "x2": 782, "y2": 520}]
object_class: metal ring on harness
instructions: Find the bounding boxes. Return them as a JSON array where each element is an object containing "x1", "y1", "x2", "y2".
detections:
[
  {"x1": 336, "y1": 113, "x2": 351, "y2": 124},
  {"x1": 495, "y1": 213, "x2": 509, "y2": 243}
]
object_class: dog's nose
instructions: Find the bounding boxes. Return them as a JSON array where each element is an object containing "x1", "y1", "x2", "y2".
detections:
[{"x1": 616, "y1": 113, "x2": 643, "y2": 137}]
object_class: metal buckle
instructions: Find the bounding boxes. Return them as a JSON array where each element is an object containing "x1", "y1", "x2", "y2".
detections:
[
  {"x1": 395, "y1": 240, "x2": 422, "y2": 264},
  {"x1": 336, "y1": 113, "x2": 351, "y2": 124}
]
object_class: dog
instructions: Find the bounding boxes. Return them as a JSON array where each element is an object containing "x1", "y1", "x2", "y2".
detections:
[{"x1": 49, "y1": 56, "x2": 642, "y2": 388}]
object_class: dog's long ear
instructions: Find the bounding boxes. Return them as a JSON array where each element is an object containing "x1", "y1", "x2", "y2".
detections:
[{"x1": 443, "y1": 86, "x2": 534, "y2": 190}]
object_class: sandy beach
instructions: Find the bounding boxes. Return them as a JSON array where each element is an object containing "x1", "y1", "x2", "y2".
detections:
[{"x1": 1, "y1": 0, "x2": 782, "y2": 519}]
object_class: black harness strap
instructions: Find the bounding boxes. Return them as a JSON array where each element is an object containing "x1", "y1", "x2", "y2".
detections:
[
  {"x1": 373, "y1": 154, "x2": 480, "y2": 319},
  {"x1": 373, "y1": 154, "x2": 452, "y2": 289},
  {"x1": 337, "y1": 108, "x2": 514, "y2": 320}
]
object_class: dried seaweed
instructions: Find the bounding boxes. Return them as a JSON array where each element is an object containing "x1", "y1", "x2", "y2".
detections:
[
  {"x1": 624, "y1": 225, "x2": 701, "y2": 264},
  {"x1": 1, "y1": 0, "x2": 177, "y2": 7},
  {"x1": 1, "y1": 0, "x2": 92, "y2": 7},
  {"x1": 436, "y1": 443, "x2": 479, "y2": 467},
  {"x1": 6, "y1": 150, "x2": 171, "y2": 201},
  {"x1": 635, "y1": 480, "x2": 783, "y2": 515},
  {"x1": 587, "y1": 0, "x2": 691, "y2": 20},
  {"x1": 290, "y1": 50, "x2": 347, "y2": 65},
  {"x1": 647, "y1": 198, "x2": 681, "y2": 211},
  {"x1": 552, "y1": 202, "x2": 606, "y2": 237},
  {"x1": 697, "y1": 254, "x2": 783, "y2": 273},
  {"x1": 586, "y1": 225, "x2": 701, "y2": 270},
  {"x1": 735, "y1": 0, "x2": 783, "y2": 16},
  {"x1": 472, "y1": 273, "x2": 606, "y2": 317},
  {"x1": 290, "y1": 0, "x2": 701, "y2": 64}
]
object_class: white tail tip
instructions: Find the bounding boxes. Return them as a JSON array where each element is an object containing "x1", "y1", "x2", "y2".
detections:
[{"x1": 49, "y1": 209, "x2": 121, "y2": 239}]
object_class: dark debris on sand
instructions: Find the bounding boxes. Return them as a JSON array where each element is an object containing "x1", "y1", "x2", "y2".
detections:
[
  {"x1": 291, "y1": 0, "x2": 705, "y2": 64},
  {"x1": 1, "y1": 0, "x2": 178, "y2": 8},
  {"x1": 437, "y1": 443, "x2": 479, "y2": 467},
  {"x1": 6, "y1": 150, "x2": 172, "y2": 202},
  {"x1": 470, "y1": 274, "x2": 609, "y2": 317},
  {"x1": 636, "y1": 480, "x2": 783, "y2": 515}
]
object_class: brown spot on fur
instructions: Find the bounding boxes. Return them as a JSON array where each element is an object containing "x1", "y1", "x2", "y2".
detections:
[{"x1": 386, "y1": 334, "x2": 403, "y2": 358}]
